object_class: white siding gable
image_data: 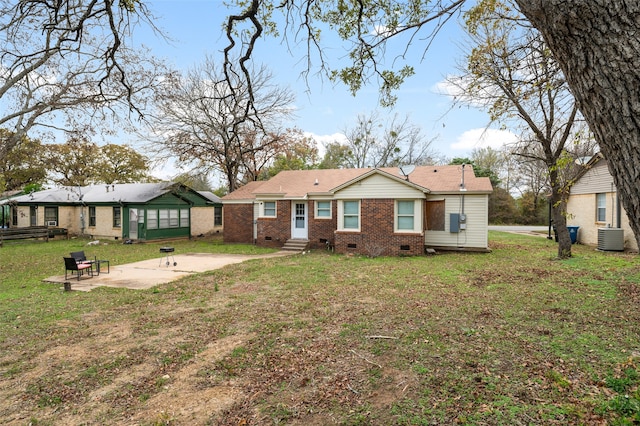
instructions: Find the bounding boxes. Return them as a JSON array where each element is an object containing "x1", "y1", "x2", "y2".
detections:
[
  {"x1": 571, "y1": 161, "x2": 615, "y2": 195},
  {"x1": 333, "y1": 173, "x2": 425, "y2": 199}
]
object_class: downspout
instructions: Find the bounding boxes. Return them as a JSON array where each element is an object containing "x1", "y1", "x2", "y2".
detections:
[
  {"x1": 610, "y1": 183, "x2": 615, "y2": 228},
  {"x1": 616, "y1": 191, "x2": 622, "y2": 229},
  {"x1": 460, "y1": 164, "x2": 466, "y2": 215}
]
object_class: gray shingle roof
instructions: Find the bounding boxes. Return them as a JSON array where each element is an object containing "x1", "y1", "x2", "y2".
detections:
[{"x1": 5, "y1": 182, "x2": 176, "y2": 204}]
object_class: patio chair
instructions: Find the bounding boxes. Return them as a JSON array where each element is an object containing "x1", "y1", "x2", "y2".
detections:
[
  {"x1": 70, "y1": 250, "x2": 109, "y2": 275},
  {"x1": 70, "y1": 251, "x2": 94, "y2": 265},
  {"x1": 64, "y1": 257, "x2": 93, "y2": 281}
]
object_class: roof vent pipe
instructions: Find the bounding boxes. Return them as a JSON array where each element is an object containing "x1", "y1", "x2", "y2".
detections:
[{"x1": 314, "y1": 179, "x2": 319, "y2": 186}]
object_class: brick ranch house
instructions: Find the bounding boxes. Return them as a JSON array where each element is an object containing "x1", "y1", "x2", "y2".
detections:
[{"x1": 222, "y1": 165, "x2": 493, "y2": 256}]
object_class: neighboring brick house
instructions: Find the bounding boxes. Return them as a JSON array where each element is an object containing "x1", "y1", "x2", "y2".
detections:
[
  {"x1": 222, "y1": 166, "x2": 493, "y2": 256},
  {"x1": 566, "y1": 154, "x2": 638, "y2": 251}
]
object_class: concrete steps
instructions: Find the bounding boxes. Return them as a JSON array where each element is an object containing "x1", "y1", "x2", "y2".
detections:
[{"x1": 282, "y1": 239, "x2": 309, "y2": 252}]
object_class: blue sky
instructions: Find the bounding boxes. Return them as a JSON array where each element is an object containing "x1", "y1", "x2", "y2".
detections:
[{"x1": 135, "y1": 0, "x2": 516, "y2": 177}]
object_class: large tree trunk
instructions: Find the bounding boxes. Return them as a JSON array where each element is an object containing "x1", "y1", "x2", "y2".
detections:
[{"x1": 516, "y1": 0, "x2": 640, "y2": 250}]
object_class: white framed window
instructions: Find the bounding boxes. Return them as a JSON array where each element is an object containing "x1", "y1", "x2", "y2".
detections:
[
  {"x1": 596, "y1": 193, "x2": 606, "y2": 222},
  {"x1": 147, "y1": 209, "x2": 158, "y2": 229},
  {"x1": 180, "y1": 209, "x2": 189, "y2": 227},
  {"x1": 396, "y1": 200, "x2": 415, "y2": 232},
  {"x1": 169, "y1": 209, "x2": 179, "y2": 227},
  {"x1": 262, "y1": 201, "x2": 276, "y2": 217},
  {"x1": 339, "y1": 200, "x2": 360, "y2": 231},
  {"x1": 315, "y1": 201, "x2": 331, "y2": 219},
  {"x1": 159, "y1": 209, "x2": 169, "y2": 228}
]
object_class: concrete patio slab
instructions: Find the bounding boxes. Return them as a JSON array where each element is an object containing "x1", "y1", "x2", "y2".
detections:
[{"x1": 43, "y1": 251, "x2": 295, "y2": 292}]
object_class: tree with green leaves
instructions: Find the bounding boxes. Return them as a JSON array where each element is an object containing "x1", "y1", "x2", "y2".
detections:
[
  {"x1": 318, "y1": 142, "x2": 352, "y2": 170},
  {"x1": 0, "y1": 129, "x2": 47, "y2": 192},
  {"x1": 258, "y1": 129, "x2": 319, "y2": 179},
  {"x1": 450, "y1": 157, "x2": 500, "y2": 188},
  {"x1": 46, "y1": 138, "x2": 99, "y2": 186},
  {"x1": 46, "y1": 139, "x2": 152, "y2": 186},
  {"x1": 95, "y1": 144, "x2": 152, "y2": 184}
]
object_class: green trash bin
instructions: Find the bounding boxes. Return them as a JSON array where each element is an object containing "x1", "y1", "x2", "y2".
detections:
[{"x1": 567, "y1": 226, "x2": 579, "y2": 244}]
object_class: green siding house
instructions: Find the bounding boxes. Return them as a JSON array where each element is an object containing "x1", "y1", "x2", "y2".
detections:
[{"x1": 3, "y1": 183, "x2": 222, "y2": 241}]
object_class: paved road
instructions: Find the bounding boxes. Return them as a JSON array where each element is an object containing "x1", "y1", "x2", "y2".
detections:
[{"x1": 489, "y1": 225, "x2": 549, "y2": 233}]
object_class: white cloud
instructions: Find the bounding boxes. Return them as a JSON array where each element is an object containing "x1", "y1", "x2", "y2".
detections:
[
  {"x1": 451, "y1": 128, "x2": 518, "y2": 151},
  {"x1": 150, "y1": 158, "x2": 183, "y2": 181},
  {"x1": 433, "y1": 75, "x2": 499, "y2": 108},
  {"x1": 304, "y1": 132, "x2": 348, "y2": 157}
]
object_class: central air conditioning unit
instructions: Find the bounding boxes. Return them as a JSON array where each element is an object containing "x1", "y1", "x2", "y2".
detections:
[
  {"x1": 46, "y1": 220, "x2": 57, "y2": 227},
  {"x1": 597, "y1": 228, "x2": 624, "y2": 251}
]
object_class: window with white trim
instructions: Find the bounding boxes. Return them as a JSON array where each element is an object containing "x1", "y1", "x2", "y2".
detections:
[
  {"x1": 340, "y1": 200, "x2": 360, "y2": 231},
  {"x1": 396, "y1": 200, "x2": 416, "y2": 231},
  {"x1": 159, "y1": 209, "x2": 169, "y2": 228},
  {"x1": 262, "y1": 201, "x2": 276, "y2": 217},
  {"x1": 148, "y1": 209, "x2": 158, "y2": 229},
  {"x1": 596, "y1": 193, "x2": 606, "y2": 222},
  {"x1": 180, "y1": 209, "x2": 189, "y2": 227},
  {"x1": 315, "y1": 201, "x2": 331, "y2": 219},
  {"x1": 169, "y1": 209, "x2": 179, "y2": 227}
]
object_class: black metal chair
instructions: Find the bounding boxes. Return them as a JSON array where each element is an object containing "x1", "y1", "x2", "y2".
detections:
[
  {"x1": 64, "y1": 257, "x2": 93, "y2": 280},
  {"x1": 70, "y1": 250, "x2": 109, "y2": 274},
  {"x1": 70, "y1": 251, "x2": 93, "y2": 264}
]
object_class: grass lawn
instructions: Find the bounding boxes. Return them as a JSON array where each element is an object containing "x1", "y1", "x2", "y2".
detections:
[{"x1": 1, "y1": 232, "x2": 640, "y2": 425}]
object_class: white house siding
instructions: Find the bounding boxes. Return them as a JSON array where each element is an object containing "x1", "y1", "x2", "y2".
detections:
[
  {"x1": 567, "y1": 159, "x2": 638, "y2": 251},
  {"x1": 334, "y1": 173, "x2": 426, "y2": 200},
  {"x1": 424, "y1": 193, "x2": 489, "y2": 250},
  {"x1": 571, "y1": 161, "x2": 615, "y2": 195}
]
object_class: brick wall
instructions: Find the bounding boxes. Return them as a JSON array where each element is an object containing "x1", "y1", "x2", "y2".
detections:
[
  {"x1": 257, "y1": 200, "x2": 291, "y2": 248},
  {"x1": 308, "y1": 200, "x2": 338, "y2": 249},
  {"x1": 235, "y1": 198, "x2": 425, "y2": 255},
  {"x1": 223, "y1": 203, "x2": 254, "y2": 243},
  {"x1": 334, "y1": 199, "x2": 424, "y2": 256}
]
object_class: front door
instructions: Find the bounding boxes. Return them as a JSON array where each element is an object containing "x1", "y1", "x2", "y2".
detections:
[{"x1": 291, "y1": 202, "x2": 308, "y2": 239}]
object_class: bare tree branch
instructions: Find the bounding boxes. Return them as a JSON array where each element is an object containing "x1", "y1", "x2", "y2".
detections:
[{"x1": 0, "y1": 0, "x2": 166, "y2": 157}]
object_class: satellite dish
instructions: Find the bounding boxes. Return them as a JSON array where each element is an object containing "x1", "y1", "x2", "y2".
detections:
[{"x1": 398, "y1": 165, "x2": 416, "y2": 179}]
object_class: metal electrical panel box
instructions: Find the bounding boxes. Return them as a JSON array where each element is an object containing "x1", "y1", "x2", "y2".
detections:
[{"x1": 450, "y1": 213, "x2": 460, "y2": 233}]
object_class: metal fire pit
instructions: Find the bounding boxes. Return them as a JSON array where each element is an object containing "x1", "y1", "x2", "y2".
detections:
[{"x1": 159, "y1": 247, "x2": 177, "y2": 267}]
